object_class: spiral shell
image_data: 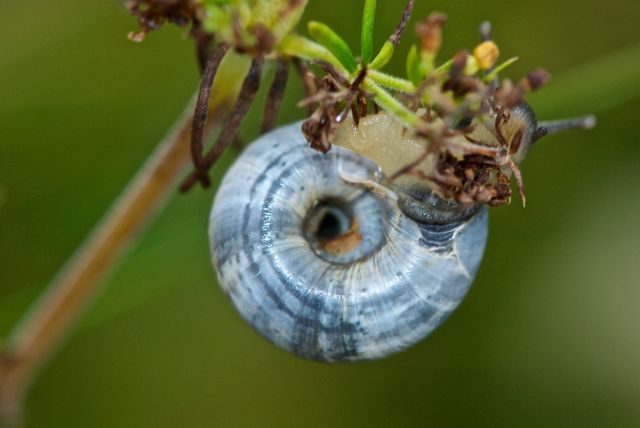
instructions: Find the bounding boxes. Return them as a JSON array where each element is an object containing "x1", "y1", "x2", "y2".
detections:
[{"x1": 209, "y1": 122, "x2": 488, "y2": 361}]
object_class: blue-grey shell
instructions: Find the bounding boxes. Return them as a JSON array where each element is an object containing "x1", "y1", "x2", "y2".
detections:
[{"x1": 209, "y1": 122, "x2": 488, "y2": 362}]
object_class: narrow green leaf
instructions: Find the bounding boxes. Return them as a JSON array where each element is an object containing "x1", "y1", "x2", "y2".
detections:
[
  {"x1": 483, "y1": 57, "x2": 519, "y2": 82},
  {"x1": 279, "y1": 33, "x2": 348, "y2": 75},
  {"x1": 308, "y1": 21, "x2": 358, "y2": 72},
  {"x1": 406, "y1": 45, "x2": 422, "y2": 85},
  {"x1": 368, "y1": 69, "x2": 415, "y2": 93},
  {"x1": 369, "y1": 41, "x2": 394, "y2": 70},
  {"x1": 434, "y1": 59, "x2": 454, "y2": 74},
  {"x1": 361, "y1": 0, "x2": 377, "y2": 62},
  {"x1": 267, "y1": 0, "x2": 310, "y2": 43},
  {"x1": 363, "y1": 78, "x2": 422, "y2": 128}
]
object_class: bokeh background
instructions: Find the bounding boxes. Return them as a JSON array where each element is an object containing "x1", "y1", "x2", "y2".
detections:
[{"x1": 1, "y1": 0, "x2": 639, "y2": 426}]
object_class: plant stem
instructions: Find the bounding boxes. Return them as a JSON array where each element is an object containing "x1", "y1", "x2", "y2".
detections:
[{"x1": 0, "y1": 98, "x2": 222, "y2": 427}]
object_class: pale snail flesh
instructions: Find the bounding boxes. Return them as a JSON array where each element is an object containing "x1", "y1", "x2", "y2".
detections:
[{"x1": 208, "y1": 114, "x2": 496, "y2": 362}]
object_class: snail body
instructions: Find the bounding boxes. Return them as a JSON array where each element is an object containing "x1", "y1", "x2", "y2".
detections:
[{"x1": 209, "y1": 120, "x2": 488, "y2": 362}]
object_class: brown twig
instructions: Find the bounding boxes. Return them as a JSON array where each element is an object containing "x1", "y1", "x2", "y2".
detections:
[
  {"x1": 389, "y1": 0, "x2": 416, "y2": 47},
  {"x1": 261, "y1": 58, "x2": 290, "y2": 133},
  {"x1": 181, "y1": 57, "x2": 265, "y2": 192},
  {"x1": 0, "y1": 97, "x2": 224, "y2": 428},
  {"x1": 191, "y1": 43, "x2": 230, "y2": 187},
  {"x1": 191, "y1": 27, "x2": 214, "y2": 73},
  {"x1": 292, "y1": 58, "x2": 316, "y2": 114}
]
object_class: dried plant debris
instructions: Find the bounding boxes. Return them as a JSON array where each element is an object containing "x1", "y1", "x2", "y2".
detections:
[
  {"x1": 125, "y1": 0, "x2": 595, "y2": 205},
  {"x1": 125, "y1": 0, "x2": 203, "y2": 41}
]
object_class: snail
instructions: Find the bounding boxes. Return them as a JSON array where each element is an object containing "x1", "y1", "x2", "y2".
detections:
[
  {"x1": 119, "y1": 0, "x2": 598, "y2": 363},
  {"x1": 208, "y1": 97, "x2": 595, "y2": 362},
  {"x1": 209, "y1": 113, "x2": 496, "y2": 362}
]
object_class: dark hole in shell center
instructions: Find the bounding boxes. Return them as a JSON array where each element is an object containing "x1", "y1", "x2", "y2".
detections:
[
  {"x1": 304, "y1": 198, "x2": 362, "y2": 256},
  {"x1": 316, "y1": 207, "x2": 349, "y2": 240}
]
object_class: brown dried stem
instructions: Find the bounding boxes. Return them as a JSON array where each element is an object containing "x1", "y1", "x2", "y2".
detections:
[
  {"x1": 262, "y1": 58, "x2": 290, "y2": 133},
  {"x1": 191, "y1": 43, "x2": 231, "y2": 187},
  {"x1": 181, "y1": 57, "x2": 265, "y2": 192},
  {"x1": 292, "y1": 58, "x2": 316, "y2": 113},
  {"x1": 390, "y1": 0, "x2": 416, "y2": 47}
]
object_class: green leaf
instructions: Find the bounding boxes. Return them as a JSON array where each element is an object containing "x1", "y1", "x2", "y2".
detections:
[
  {"x1": 308, "y1": 21, "x2": 358, "y2": 72},
  {"x1": 367, "y1": 69, "x2": 415, "y2": 93},
  {"x1": 483, "y1": 57, "x2": 519, "y2": 82},
  {"x1": 363, "y1": 78, "x2": 422, "y2": 128},
  {"x1": 406, "y1": 44, "x2": 422, "y2": 85},
  {"x1": 266, "y1": 0, "x2": 310, "y2": 44},
  {"x1": 279, "y1": 33, "x2": 348, "y2": 74},
  {"x1": 434, "y1": 58, "x2": 454, "y2": 74},
  {"x1": 361, "y1": 0, "x2": 377, "y2": 62},
  {"x1": 369, "y1": 41, "x2": 394, "y2": 70}
]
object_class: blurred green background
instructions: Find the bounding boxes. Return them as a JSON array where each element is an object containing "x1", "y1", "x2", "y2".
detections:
[{"x1": 1, "y1": 0, "x2": 639, "y2": 426}]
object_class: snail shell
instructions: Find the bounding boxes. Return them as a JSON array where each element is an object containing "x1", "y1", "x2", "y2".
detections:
[{"x1": 209, "y1": 121, "x2": 488, "y2": 362}]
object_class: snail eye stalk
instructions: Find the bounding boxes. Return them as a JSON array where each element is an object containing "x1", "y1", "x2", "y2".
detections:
[{"x1": 536, "y1": 115, "x2": 597, "y2": 140}]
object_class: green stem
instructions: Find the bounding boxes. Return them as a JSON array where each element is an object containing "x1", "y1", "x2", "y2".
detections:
[
  {"x1": 363, "y1": 78, "x2": 422, "y2": 128},
  {"x1": 367, "y1": 69, "x2": 415, "y2": 93}
]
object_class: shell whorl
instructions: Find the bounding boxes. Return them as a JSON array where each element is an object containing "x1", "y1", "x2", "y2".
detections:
[{"x1": 209, "y1": 122, "x2": 488, "y2": 362}]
